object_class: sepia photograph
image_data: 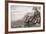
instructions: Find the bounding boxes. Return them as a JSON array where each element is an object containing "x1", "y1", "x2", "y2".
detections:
[
  {"x1": 8, "y1": 2, "x2": 44, "y2": 32},
  {"x1": 11, "y1": 5, "x2": 41, "y2": 28}
]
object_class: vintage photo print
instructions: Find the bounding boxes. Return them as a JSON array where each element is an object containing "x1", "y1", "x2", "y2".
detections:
[{"x1": 8, "y1": 3, "x2": 44, "y2": 32}]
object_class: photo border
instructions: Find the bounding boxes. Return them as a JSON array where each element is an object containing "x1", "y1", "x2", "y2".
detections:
[{"x1": 5, "y1": 0, "x2": 45, "y2": 34}]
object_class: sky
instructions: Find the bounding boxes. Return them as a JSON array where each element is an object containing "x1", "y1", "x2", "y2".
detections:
[{"x1": 11, "y1": 5, "x2": 35, "y2": 21}]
